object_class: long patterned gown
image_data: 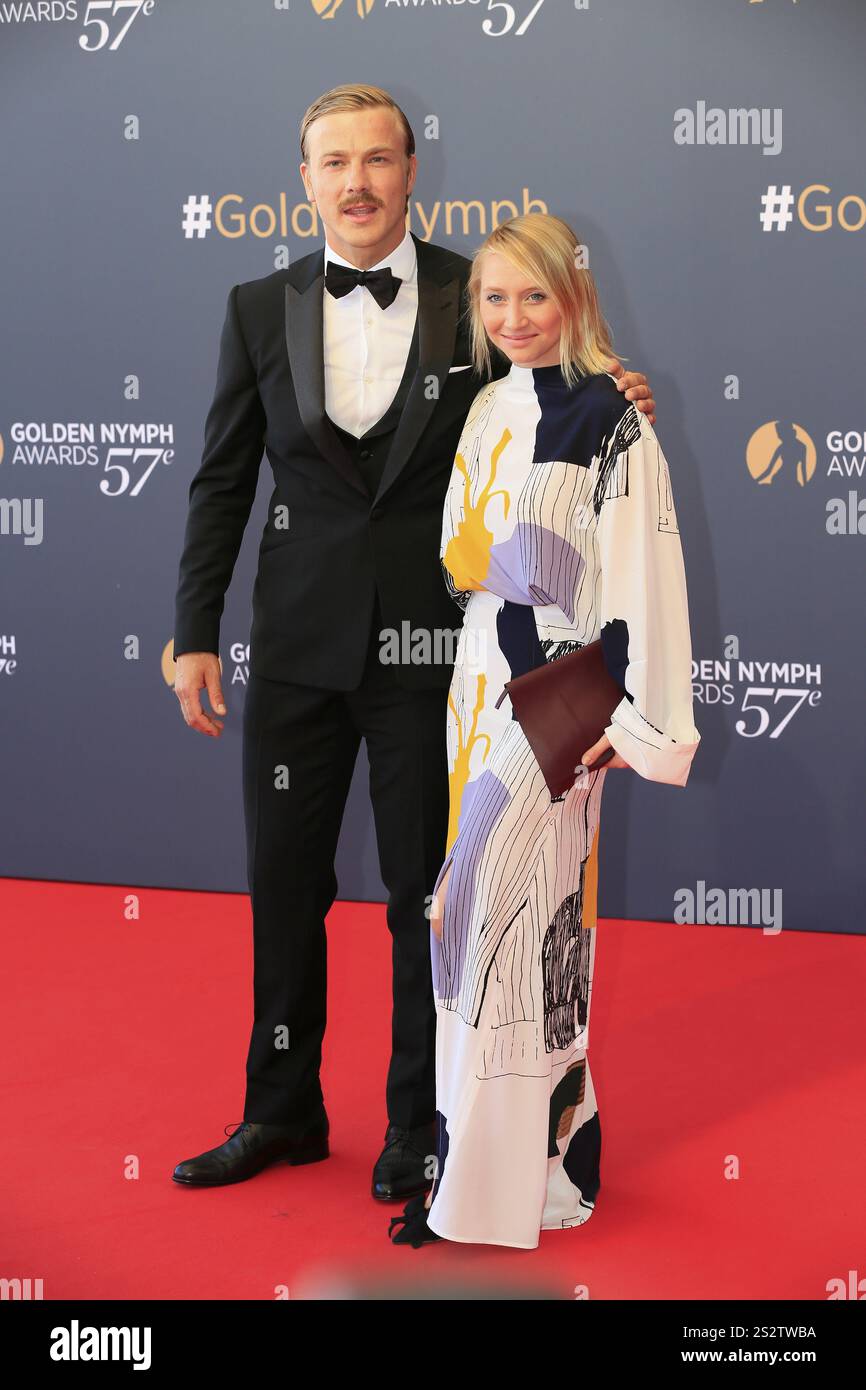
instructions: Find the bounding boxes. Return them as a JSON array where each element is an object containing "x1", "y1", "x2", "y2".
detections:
[{"x1": 425, "y1": 362, "x2": 701, "y2": 1248}]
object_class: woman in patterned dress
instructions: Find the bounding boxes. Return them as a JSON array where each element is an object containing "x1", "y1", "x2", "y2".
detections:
[{"x1": 388, "y1": 213, "x2": 701, "y2": 1250}]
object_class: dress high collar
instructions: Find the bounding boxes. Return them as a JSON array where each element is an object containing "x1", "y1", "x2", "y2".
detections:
[{"x1": 508, "y1": 360, "x2": 572, "y2": 389}]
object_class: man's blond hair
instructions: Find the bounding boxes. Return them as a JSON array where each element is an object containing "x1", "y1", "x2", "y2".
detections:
[{"x1": 300, "y1": 84, "x2": 415, "y2": 165}]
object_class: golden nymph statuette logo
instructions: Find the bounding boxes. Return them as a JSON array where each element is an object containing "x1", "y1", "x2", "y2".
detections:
[{"x1": 311, "y1": 0, "x2": 375, "y2": 19}]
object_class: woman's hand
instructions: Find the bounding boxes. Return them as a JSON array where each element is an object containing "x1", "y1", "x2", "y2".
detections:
[
  {"x1": 429, "y1": 862, "x2": 453, "y2": 942},
  {"x1": 604, "y1": 358, "x2": 656, "y2": 427},
  {"x1": 580, "y1": 733, "x2": 630, "y2": 771}
]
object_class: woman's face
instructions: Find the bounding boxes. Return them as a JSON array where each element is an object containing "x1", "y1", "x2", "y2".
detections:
[{"x1": 478, "y1": 252, "x2": 564, "y2": 368}]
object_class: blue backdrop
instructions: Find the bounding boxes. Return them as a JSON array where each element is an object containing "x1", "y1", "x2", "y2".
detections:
[{"x1": 0, "y1": 0, "x2": 862, "y2": 933}]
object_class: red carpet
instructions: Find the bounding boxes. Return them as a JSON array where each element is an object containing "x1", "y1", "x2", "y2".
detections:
[{"x1": 1, "y1": 877, "x2": 864, "y2": 1300}]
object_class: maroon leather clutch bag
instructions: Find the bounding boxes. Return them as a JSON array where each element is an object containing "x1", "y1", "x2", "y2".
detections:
[{"x1": 494, "y1": 638, "x2": 625, "y2": 797}]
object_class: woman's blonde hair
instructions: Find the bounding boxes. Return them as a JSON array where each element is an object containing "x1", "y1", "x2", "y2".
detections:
[
  {"x1": 300, "y1": 84, "x2": 415, "y2": 166},
  {"x1": 466, "y1": 213, "x2": 621, "y2": 388}
]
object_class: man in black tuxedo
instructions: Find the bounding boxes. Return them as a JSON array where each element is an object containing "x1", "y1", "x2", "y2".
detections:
[{"x1": 170, "y1": 85, "x2": 656, "y2": 1200}]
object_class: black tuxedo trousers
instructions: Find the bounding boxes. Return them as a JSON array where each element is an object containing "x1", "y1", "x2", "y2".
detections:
[{"x1": 241, "y1": 593, "x2": 449, "y2": 1132}]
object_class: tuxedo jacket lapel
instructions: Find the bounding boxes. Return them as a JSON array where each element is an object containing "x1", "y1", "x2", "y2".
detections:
[
  {"x1": 372, "y1": 233, "x2": 460, "y2": 504},
  {"x1": 284, "y1": 231, "x2": 461, "y2": 503}
]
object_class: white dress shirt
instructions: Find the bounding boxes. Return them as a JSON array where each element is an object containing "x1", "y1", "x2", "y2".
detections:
[{"x1": 323, "y1": 225, "x2": 418, "y2": 438}]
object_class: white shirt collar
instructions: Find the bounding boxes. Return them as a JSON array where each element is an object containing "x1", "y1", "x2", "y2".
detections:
[{"x1": 324, "y1": 225, "x2": 416, "y2": 284}]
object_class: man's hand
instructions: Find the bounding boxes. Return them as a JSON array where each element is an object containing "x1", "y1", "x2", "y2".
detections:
[
  {"x1": 174, "y1": 653, "x2": 227, "y2": 737},
  {"x1": 604, "y1": 358, "x2": 656, "y2": 426}
]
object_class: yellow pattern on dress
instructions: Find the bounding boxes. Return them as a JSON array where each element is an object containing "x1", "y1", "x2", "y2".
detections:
[
  {"x1": 445, "y1": 675, "x2": 489, "y2": 853},
  {"x1": 442, "y1": 427, "x2": 514, "y2": 851},
  {"x1": 442, "y1": 427, "x2": 512, "y2": 591}
]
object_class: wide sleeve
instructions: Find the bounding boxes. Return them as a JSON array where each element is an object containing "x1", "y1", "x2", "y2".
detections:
[{"x1": 594, "y1": 402, "x2": 700, "y2": 787}]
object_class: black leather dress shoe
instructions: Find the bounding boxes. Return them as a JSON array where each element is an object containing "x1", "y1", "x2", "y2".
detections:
[
  {"x1": 371, "y1": 1122, "x2": 436, "y2": 1202},
  {"x1": 172, "y1": 1120, "x2": 329, "y2": 1187}
]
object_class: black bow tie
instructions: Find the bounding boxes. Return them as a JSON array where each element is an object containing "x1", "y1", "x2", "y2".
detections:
[{"x1": 324, "y1": 261, "x2": 402, "y2": 310}]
